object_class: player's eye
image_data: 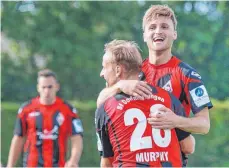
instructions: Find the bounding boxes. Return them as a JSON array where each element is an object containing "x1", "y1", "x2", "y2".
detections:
[
  {"x1": 149, "y1": 25, "x2": 156, "y2": 30},
  {"x1": 47, "y1": 85, "x2": 53, "y2": 89},
  {"x1": 161, "y1": 24, "x2": 169, "y2": 29}
]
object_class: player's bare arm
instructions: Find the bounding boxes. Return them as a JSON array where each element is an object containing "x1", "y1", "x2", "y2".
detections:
[
  {"x1": 97, "y1": 80, "x2": 152, "y2": 108},
  {"x1": 65, "y1": 135, "x2": 83, "y2": 167},
  {"x1": 7, "y1": 135, "x2": 25, "y2": 167},
  {"x1": 100, "y1": 157, "x2": 113, "y2": 168},
  {"x1": 180, "y1": 135, "x2": 195, "y2": 154},
  {"x1": 147, "y1": 106, "x2": 210, "y2": 134}
]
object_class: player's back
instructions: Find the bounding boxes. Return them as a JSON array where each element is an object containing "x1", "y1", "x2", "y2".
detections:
[{"x1": 104, "y1": 87, "x2": 183, "y2": 167}]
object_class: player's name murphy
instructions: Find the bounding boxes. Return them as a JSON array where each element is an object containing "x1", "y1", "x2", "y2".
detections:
[
  {"x1": 136, "y1": 151, "x2": 168, "y2": 162},
  {"x1": 117, "y1": 95, "x2": 165, "y2": 110}
]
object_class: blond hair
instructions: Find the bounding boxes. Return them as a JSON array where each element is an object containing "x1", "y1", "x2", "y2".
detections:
[
  {"x1": 142, "y1": 4, "x2": 177, "y2": 30},
  {"x1": 104, "y1": 39, "x2": 142, "y2": 75}
]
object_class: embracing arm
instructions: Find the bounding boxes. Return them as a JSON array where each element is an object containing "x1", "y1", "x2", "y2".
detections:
[
  {"x1": 97, "y1": 84, "x2": 120, "y2": 108},
  {"x1": 176, "y1": 107, "x2": 210, "y2": 134},
  {"x1": 148, "y1": 107, "x2": 210, "y2": 134},
  {"x1": 97, "y1": 80, "x2": 152, "y2": 107}
]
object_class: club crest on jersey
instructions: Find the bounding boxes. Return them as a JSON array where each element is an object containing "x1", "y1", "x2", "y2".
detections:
[
  {"x1": 56, "y1": 113, "x2": 65, "y2": 126},
  {"x1": 73, "y1": 119, "x2": 83, "y2": 133},
  {"x1": 162, "y1": 80, "x2": 173, "y2": 92},
  {"x1": 191, "y1": 71, "x2": 201, "y2": 79}
]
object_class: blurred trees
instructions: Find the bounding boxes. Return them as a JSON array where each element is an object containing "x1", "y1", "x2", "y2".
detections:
[{"x1": 1, "y1": 1, "x2": 229, "y2": 101}]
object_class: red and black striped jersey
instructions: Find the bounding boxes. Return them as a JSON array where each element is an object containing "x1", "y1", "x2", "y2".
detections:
[
  {"x1": 95, "y1": 85, "x2": 189, "y2": 167},
  {"x1": 141, "y1": 56, "x2": 213, "y2": 116},
  {"x1": 14, "y1": 96, "x2": 83, "y2": 167}
]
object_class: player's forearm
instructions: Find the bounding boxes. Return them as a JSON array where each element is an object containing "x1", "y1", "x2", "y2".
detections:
[
  {"x1": 97, "y1": 84, "x2": 120, "y2": 108},
  {"x1": 176, "y1": 108, "x2": 210, "y2": 134},
  {"x1": 69, "y1": 135, "x2": 83, "y2": 164},
  {"x1": 100, "y1": 157, "x2": 112, "y2": 168},
  {"x1": 7, "y1": 136, "x2": 25, "y2": 167},
  {"x1": 180, "y1": 135, "x2": 195, "y2": 154}
]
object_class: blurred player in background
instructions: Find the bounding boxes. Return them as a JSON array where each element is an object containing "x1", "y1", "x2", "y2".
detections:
[{"x1": 7, "y1": 69, "x2": 83, "y2": 167}]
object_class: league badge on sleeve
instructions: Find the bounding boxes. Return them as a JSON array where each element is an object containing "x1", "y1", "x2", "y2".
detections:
[
  {"x1": 190, "y1": 85, "x2": 210, "y2": 107},
  {"x1": 73, "y1": 119, "x2": 83, "y2": 133}
]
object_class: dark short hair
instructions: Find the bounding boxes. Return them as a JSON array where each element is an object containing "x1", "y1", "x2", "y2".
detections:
[{"x1": 37, "y1": 69, "x2": 58, "y2": 82}]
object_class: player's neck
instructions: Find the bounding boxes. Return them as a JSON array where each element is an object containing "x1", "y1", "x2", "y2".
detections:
[
  {"x1": 39, "y1": 97, "x2": 56, "y2": 105},
  {"x1": 124, "y1": 73, "x2": 139, "y2": 81},
  {"x1": 148, "y1": 48, "x2": 172, "y2": 65}
]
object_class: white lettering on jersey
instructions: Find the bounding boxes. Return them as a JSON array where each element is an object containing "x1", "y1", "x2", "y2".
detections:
[
  {"x1": 191, "y1": 71, "x2": 201, "y2": 79},
  {"x1": 37, "y1": 125, "x2": 59, "y2": 141},
  {"x1": 136, "y1": 151, "x2": 169, "y2": 162},
  {"x1": 162, "y1": 80, "x2": 173, "y2": 92},
  {"x1": 28, "y1": 111, "x2": 40, "y2": 117},
  {"x1": 190, "y1": 85, "x2": 210, "y2": 107}
]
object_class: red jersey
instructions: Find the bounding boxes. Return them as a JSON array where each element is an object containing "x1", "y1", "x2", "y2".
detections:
[
  {"x1": 141, "y1": 56, "x2": 213, "y2": 116},
  {"x1": 14, "y1": 96, "x2": 83, "y2": 167},
  {"x1": 95, "y1": 86, "x2": 189, "y2": 167}
]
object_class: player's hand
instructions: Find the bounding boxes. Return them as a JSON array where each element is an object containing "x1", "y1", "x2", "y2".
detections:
[
  {"x1": 118, "y1": 80, "x2": 152, "y2": 100},
  {"x1": 147, "y1": 106, "x2": 179, "y2": 129},
  {"x1": 64, "y1": 160, "x2": 78, "y2": 167}
]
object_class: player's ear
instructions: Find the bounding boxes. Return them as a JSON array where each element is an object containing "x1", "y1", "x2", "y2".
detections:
[
  {"x1": 115, "y1": 65, "x2": 121, "y2": 78},
  {"x1": 143, "y1": 31, "x2": 146, "y2": 42},
  {"x1": 173, "y1": 30, "x2": 177, "y2": 40},
  {"x1": 56, "y1": 83, "x2": 60, "y2": 92},
  {"x1": 37, "y1": 84, "x2": 39, "y2": 93}
]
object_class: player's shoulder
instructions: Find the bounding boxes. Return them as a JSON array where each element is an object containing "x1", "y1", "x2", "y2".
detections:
[
  {"x1": 177, "y1": 58, "x2": 202, "y2": 80},
  {"x1": 102, "y1": 93, "x2": 125, "y2": 109},
  {"x1": 17, "y1": 98, "x2": 34, "y2": 114},
  {"x1": 61, "y1": 98, "x2": 78, "y2": 114},
  {"x1": 149, "y1": 84, "x2": 168, "y2": 95},
  {"x1": 142, "y1": 58, "x2": 149, "y2": 67}
]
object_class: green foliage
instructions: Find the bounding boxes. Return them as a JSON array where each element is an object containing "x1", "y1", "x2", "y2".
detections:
[
  {"x1": 1, "y1": 1, "x2": 229, "y2": 166},
  {"x1": 1, "y1": 1, "x2": 229, "y2": 102},
  {"x1": 1, "y1": 99, "x2": 229, "y2": 166}
]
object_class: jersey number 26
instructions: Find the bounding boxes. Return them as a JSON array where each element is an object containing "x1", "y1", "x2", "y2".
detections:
[{"x1": 124, "y1": 104, "x2": 171, "y2": 151}]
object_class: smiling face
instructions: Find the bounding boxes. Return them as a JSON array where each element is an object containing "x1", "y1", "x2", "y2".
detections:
[{"x1": 143, "y1": 16, "x2": 177, "y2": 52}]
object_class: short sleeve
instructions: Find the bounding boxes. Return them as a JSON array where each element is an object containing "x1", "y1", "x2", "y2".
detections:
[
  {"x1": 95, "y1": 103, "x2": 114, "y2": 158},
  {"x1": 185, "y1": 70, "x2": 213, "y2": 114},
  {"x1": 65, "y1": 102, "x2": 84, "y2": 136},
  {"x1": 14, "y1": 102, "x2": 29, "y2": 136}
]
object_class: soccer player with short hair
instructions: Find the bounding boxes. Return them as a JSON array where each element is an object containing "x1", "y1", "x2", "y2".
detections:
[
  {"x1": 96, "y1": 39, "x2": 192, "y2": 167},
  {"x1": 97, "y1": 5, "x2": 213, "y2": 166},
  {"x1": 7, "y1": 69, "x2": 83, "y2": 167}
]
